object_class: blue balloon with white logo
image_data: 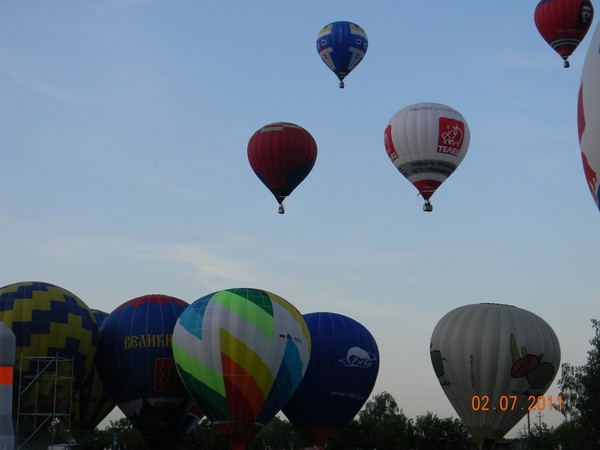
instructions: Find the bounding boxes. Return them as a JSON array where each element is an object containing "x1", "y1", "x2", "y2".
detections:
[
  {"x1": 316, "y1": 21, "x2": 368, "y2": 88},
  {"x1": 282, "y1": 312, "x2": 379, "y2": 448}
]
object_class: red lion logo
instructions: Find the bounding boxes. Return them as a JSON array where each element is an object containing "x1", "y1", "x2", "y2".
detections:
[{"x1": 438, "y1": 118, "x2": 465, "y2": 156}]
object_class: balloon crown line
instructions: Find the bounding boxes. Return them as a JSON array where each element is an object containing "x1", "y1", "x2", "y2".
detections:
[{"x1": 480, "y1": 302, "x2": 516, "y2": 307}]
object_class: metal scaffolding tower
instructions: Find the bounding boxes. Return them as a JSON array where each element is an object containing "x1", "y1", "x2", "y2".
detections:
[{"x1": 15, "y1": 354, "x2": 74, "y2": 450}]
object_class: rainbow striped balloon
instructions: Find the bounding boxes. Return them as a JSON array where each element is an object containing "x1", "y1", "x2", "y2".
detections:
[{"x1": 172, "y1": 288, "x2": 311, "y2": 450}]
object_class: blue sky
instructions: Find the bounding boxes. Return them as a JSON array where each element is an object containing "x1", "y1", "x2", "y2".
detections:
[{"x1": 1, "y1": 0, "x2": 599, "y2": 438}]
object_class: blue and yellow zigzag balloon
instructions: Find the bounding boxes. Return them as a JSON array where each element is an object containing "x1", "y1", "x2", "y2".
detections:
[{"x1": 0, "y1": 281, "x2": 99, "y2": 430}]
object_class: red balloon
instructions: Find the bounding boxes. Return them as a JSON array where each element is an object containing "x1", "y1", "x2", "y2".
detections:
[
  {"x1": 534, "y1": 0, "x2": 594, "y2": 68},
  {"x1": 247, "y1": 122, "x2": 317, "y2": 214}
]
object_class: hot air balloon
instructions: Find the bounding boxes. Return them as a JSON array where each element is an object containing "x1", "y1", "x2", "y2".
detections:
[
  {"x1": 60, "y1": 310, "x2": 116, "y2": 442},
  {"x1": 172, "y1": 288, "x2": 311, "y2": 450},
  {"x1": 430, "y1": 303, "x2": 560, "y2": 450},
  {"x1": 316, "y1": 21, "x2": 368, "y2": 88},
  {"x1": 0, "y1": 281, "x2": 99, "y2": 443},
  {"x1": 96, "y1": 294, "x2": 202, "y2": 450},
  {"x1": 282, "y1": 312, "x2": 379, "y2": 449},
  {"x1": 578, "y1": 19, "x2": 600, "y2": 212},
  {"x1": 384, "y1": 102, "x2": 471, "y2": 211},
  {"x1": 534, "y1": 0, "x2": 594, "y2": 68},
  {"x1": 247, "y1": 122, "x2": 318, "y2": 214}
]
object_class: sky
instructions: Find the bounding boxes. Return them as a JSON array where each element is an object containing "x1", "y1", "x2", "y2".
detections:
[{"x1": 1, "y1": 0, "x2": 599, "y2": 440}]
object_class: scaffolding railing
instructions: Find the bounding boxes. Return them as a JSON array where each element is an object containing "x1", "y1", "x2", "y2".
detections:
[{"x1": 15, "y1": 353, "x2": 74, "y2": 450}]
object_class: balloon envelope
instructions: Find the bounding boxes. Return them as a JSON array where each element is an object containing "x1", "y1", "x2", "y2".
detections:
[
  {"x1": 578, "y1": 19, "x2": 600, "y2": 212},
  {"x1": 430, "y1": 303, "x2": 560, "y2": 449},
  {"x1": 534, "y1": 0, "x2": 593, "y2": 67},
  {"x1": 247, "y1": 122, "x2": 317, "y2": 214},
  {"x1": 61, "y1": 309, "x2": 116, "y2": 440},
  {"x1": 282, "y1": 312, "x2": 379, "y2": 447},
  {"x1": 172, "y1": 288, "x2": 311, "y2": 450},
  {"x1": 316, "y1": 21, "x2": 368, "y2": 88},
  {"x1": 384, "y1": 102, "x2": 470, "y2": 211},
  {"x1": 0, "y1": 281, "x2": 99, "y2": 439},
  {"x1": 96, "y1": 294, "x2": 201, "y2": 450}
]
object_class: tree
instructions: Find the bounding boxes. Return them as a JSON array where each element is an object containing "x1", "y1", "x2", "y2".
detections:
[
  {"x1": 249, "y1": 416, "x2": 306, "y2": 450},
  {"x1": 329, "y1": 418, "x2": 362, "y2": 449},
  {"x1": 78, "y1": 427, "x2": 114, "y2": 450},
  {"x1": 18, "y1": 418, "x2": 71, "y2": 450},
  {"x1": 412, "y1": 412, "x2": 472, "y2": 449},
  {"x1": 178, "y1": 416, "x2": 305, "y2": 450},
  {"x1": 49, "y1": 391, "x2": 482, "y2": 450},
  {"x1": 177, "y1": 418, "x2": 229, "y2": 450},
  {"x1": 525, "y1": 423, "x2": 560, "y2": 450},
  {"x1": 106, "y1": 417, "x2": 149, "y2": 449},
  {"x1": 353, "y1": 391, "x2": 414, "y2": 450},
  {"x1": 557, "y1": 318, "x2": 600, "y2": 448},
  {"x1": 556, "y1": 362, "x2": 584, "y2": 422},
  {"x1": 360, "y1": 390, "x2": 400, "y2": 419}
]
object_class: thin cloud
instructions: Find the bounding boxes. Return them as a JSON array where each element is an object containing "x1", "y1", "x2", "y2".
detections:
[
  {"x1": 55, "y1": 236, "x2": 261, "y2": 291},
  {"x1": 0, "y1": 50, "x2": 84, "y2": 102}
]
